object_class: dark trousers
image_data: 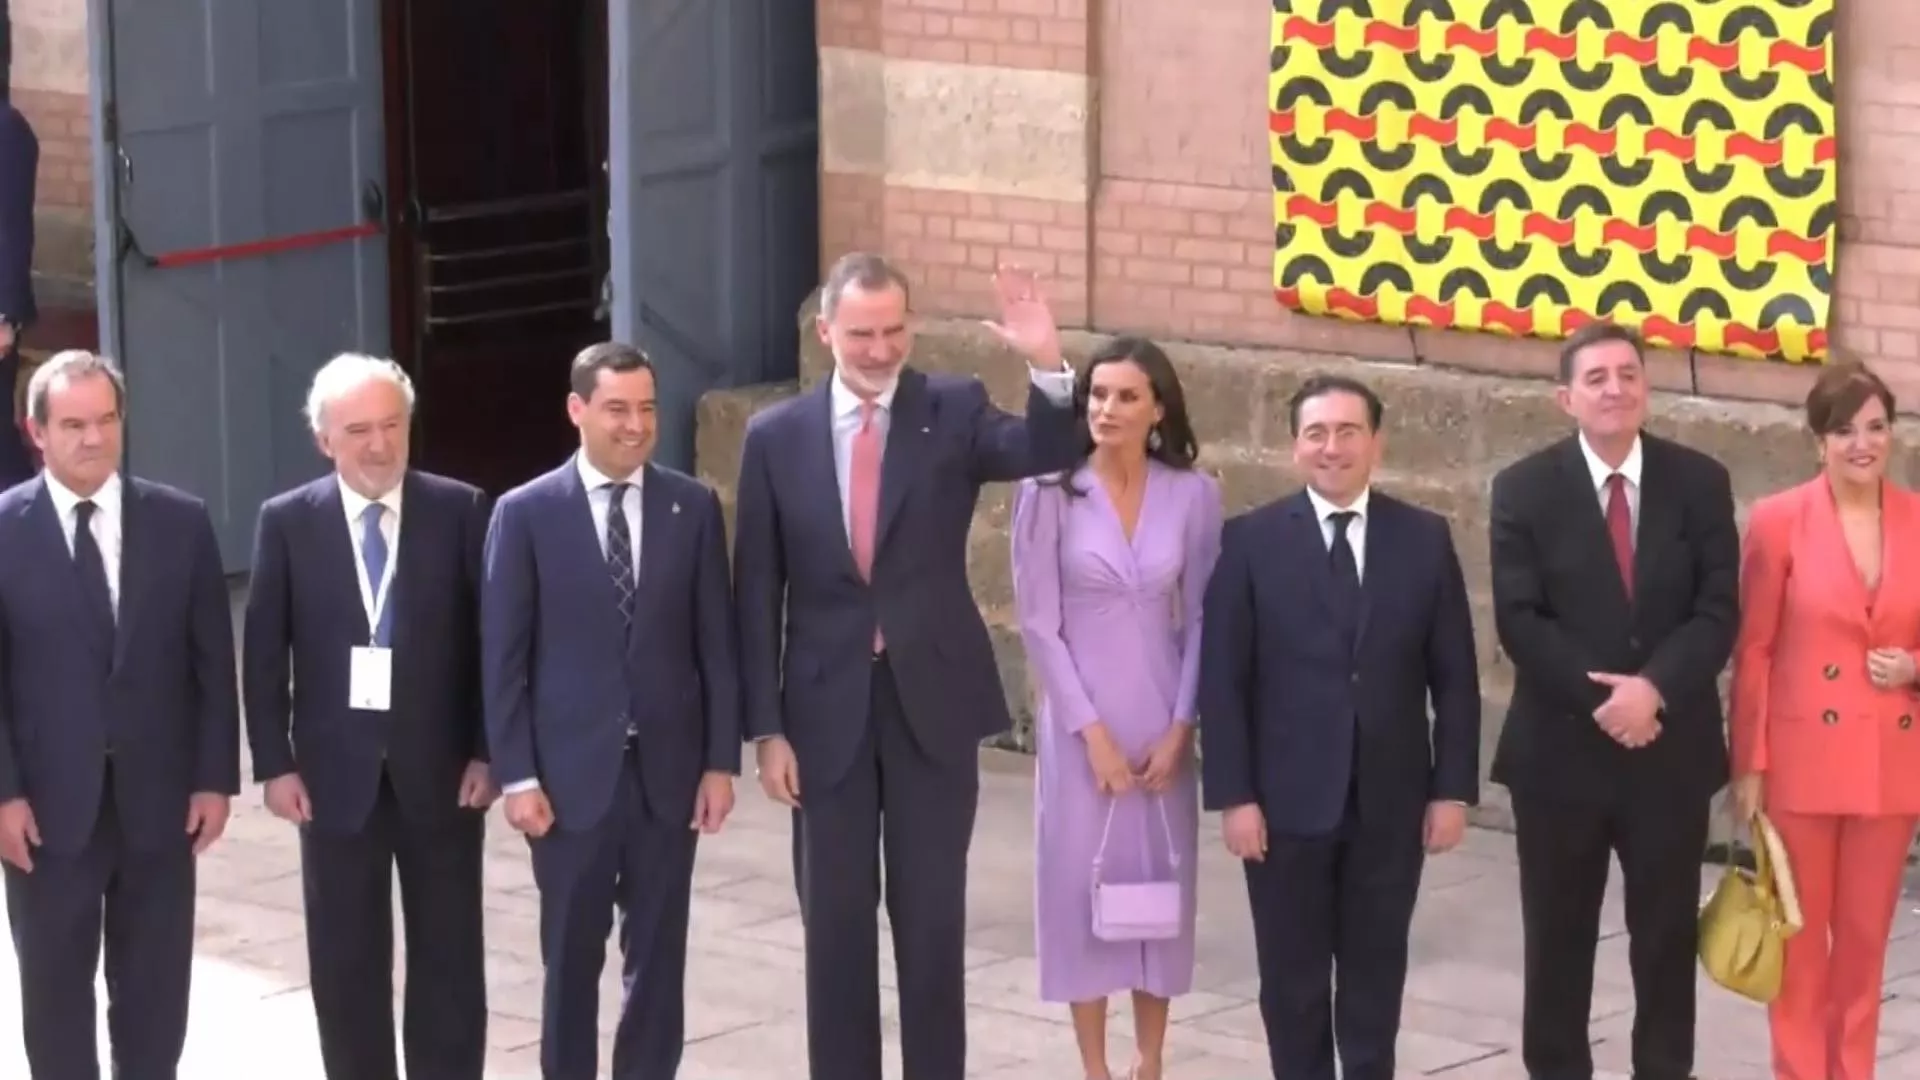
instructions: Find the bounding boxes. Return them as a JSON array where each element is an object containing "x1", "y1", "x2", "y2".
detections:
[
  {"x1": 1243, "y1": 785, "x2": 1426, "y2": 1080},
  {"x1": 3, "y1": 763, "x2": 196, "y2": 1080},
  {"x1": 300, "y1": 770, "x2": 488, "y2": 1080},
  {"x1": 1511, "y1": 788, "x2": 1711, "y2": 1080},
  {"x1": 529, "y1": 747, "x2": 699, "y2": 1080},
  {"x1": 793, "y1": 655, "x2": 980, "y2": 1080}
]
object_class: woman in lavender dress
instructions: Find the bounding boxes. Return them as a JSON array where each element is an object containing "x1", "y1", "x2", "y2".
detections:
[{"x1": 1011, "y1": 336, "x2": 1222, "y2": 1080}]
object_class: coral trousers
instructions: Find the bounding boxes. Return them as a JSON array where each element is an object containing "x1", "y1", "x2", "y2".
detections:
[{"x1": 1768, "y1": 810, "x2": 1919, "y2": 1080}]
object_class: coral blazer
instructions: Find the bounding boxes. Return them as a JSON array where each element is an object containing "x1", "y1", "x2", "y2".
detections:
[{"x1": 1729, "y1": 478, "x2": 1920, "y2": 815}]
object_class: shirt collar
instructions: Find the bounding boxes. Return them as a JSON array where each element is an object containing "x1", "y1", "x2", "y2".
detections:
[
  {"x1": 1579, "y1": 432, "x2": 1643, "y2": 490},
  {"x1": 575, "y1": 453, "x2": 645, "y2": 493},
  {"x1": 337, "y1": 474, "x2": 403, "y2": 522},
  {"x1": 830, "y1": 370, "x2": 896, "y2": 421},
  {"x1": 45, "y1": 471, "x2": 122, "y2": 520},
  {"x1": 1305, "y1": 484, "x2": 1370, "y2": 524}
]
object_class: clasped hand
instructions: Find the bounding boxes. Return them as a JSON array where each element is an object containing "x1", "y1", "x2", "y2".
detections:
[
  {"x1": 1588, "y1": 671, "x2": 1662, "y2": 748},
  {"x1": 1082, "y1": 721, "x2": 1190, "y2": 797},
  {"x1": 1867, "y1": 647, "x2": 1917, "y2": 691}
]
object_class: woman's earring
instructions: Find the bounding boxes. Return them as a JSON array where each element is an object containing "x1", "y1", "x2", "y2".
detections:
[{"x1": 1147, "y1": 427, "x2": 1164, "y2": 451}]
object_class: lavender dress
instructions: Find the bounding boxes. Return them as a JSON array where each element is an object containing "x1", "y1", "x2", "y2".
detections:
[{"x1": 1011, "y1": 463, "x2": 1223, "y2": 1003}]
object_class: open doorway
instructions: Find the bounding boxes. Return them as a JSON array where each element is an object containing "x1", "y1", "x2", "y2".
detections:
[{"x1": 378, "y1": 0, "x2": 610, "y2": 496}]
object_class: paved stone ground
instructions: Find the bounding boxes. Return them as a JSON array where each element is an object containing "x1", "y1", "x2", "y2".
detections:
[{"x1": 7, "y1": 747, "x2": 1920, "y2": 1078}]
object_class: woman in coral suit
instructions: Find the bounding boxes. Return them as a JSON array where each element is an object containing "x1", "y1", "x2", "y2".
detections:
[{"x1": 1730, "y1": 358, "x2": 1920, "y2": 1080}]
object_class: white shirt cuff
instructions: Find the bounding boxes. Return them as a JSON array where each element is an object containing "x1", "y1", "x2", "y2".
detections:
[
  {"x1": 1028, "y1": 363, "x2": 1075, "y2": 406},
  {"x1": 502, "y1": 779, "x2": 541, "y2": 795}
]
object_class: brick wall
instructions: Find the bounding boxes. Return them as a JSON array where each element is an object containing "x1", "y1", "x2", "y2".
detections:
[
  {"x1": 819, "y1": 0, "x2": 1920, "y2": 411},
  {"x1": 12, "y1": 0, "x2": 95, "y2": 292}
]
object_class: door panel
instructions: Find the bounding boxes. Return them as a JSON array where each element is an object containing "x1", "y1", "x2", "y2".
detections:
[
  {"x1": 609, "y1": 0, "x2": 820, "y2": 470},
  {"x1": 98, "y1": 0, "x2": 388, "y2": 569}
]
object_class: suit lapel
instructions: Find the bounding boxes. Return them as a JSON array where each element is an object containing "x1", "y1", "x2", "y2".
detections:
[
  {"x1": 633, "y1": 464, "x2": 670, "y2": 616},
  {"x1": 560, "y1": 460, "x2": 627, "y2": 645},
  {"x1": 1554, "y1": 437, "x2": 1633, "y2": 613},
  {"x1": 1284, "y1": 492, "x2": 1341, "y2": 625},
  {"x1": 311, "y1": 481, "x2": 367, "y2": 639},
  {"x1": 875, "y1": 369, "x2": 928, "y2": 555},
  {"x1": 387, "y1": 472, "x2": 429, "y2": 649},
  {"x1": 1805, "y1": 474, "x2": 1873, "y2": 624},
  {"x1": 110, "y1": 480, "x2": 150, "y2": 673},
  {"x1": 1630, "y1": 440, "x2": 1681, "y2": 612},
  {"x1": 804, "y1": 380, "x2": 861, "y2": 582},
  {"x1": 1355, "y1": 495, "x2": 1383, "y2": 651}
]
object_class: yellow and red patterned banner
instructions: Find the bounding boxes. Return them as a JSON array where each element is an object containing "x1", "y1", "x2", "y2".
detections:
[{"x1": 1269, "y1": 1, "x2": 1836, "y2": 362}]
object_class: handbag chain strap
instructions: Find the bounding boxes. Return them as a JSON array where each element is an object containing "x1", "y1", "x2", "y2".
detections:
[{"x1": 1091, "y1": 792, "x2": 1181, "y2": 884}]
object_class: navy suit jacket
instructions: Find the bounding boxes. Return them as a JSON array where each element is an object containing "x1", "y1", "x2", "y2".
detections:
[
  {"x1": 733, "y1": 367, "x2": 1078, "y2": 788},
  {"x1": 1198, "y1": 490, "x2": 1481, "y2": 835},
  {"x1": 0, "y1": 475, "x2": 239, "y2": 853},
  {"x1": 481, "y1": 459, "x2": 740, "y2": 829},
  {"x1": 241, "y1": 470, "x2": 489, "y2": 834},
  {"x1": 0, "y1": 102, "x2": 35, "y2": 332}
]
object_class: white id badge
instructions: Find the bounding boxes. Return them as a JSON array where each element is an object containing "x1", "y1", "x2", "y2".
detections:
[{"x1": 349, "y1": 646, "x2": 393, "y2": 712}]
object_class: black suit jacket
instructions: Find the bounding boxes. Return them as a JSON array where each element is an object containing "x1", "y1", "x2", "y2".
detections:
[
  {"x1": 482, "y1": 460, "x2": 740, "y2": 829},
  {"x1": 1488, "y1": 433, "x2": 1740, "y2": 805},
  {"x1": 733, "y1": 367, "x2": 1079, "y2": 789},
  {"x1": 242, "y1": 470, "x2": 489, "y2": 834},
  {"x1": 0, "y1": 475, "x2": 238, "y2": 853},
  {"x1": 1198, "y1": 490, "x2": 1481, "y2": 835},
  {"x1": 0, "y1": 102, "x2": 34, "y2": 332}
]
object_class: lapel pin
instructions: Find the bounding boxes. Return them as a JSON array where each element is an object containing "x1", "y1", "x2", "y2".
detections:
[
  {"x1": 921, "y1": 426, "x2": 930, "y2": 433},
  {"x1": 672, "y1": 502, "x2": 681, "y2": 514}
]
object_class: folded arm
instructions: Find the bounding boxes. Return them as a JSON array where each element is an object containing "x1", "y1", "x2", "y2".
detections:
[
  {"x1": 1639, "y1": 462, "x2": 1741, "y2": 711},
  {"x1": 1488, "y1": 469, "x2": 1608, "y2": 717},
  {"x1": 240, "y1": 505, "x2": 296, "y2": 783}
]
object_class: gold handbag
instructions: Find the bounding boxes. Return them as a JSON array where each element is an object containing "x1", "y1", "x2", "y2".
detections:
[{"x1": 1698, "y1": 810, "x2": 1803, "y2": 1003}]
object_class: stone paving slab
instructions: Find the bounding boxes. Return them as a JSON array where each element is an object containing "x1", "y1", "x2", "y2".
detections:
[{"x1": 6, "y1": 748, "x2": 1920, "y2": 1078}]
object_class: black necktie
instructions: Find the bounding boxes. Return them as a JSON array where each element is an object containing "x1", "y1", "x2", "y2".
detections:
[
  {"x1": 1328, "y1": 510, "x2": 1361, "y2": 628},
  {"x1": 72, "y1": 499, "x2": 115, "y2": 636},
  {"x1": 605, "y1": 482, "x2": 635, "y2": 633}
]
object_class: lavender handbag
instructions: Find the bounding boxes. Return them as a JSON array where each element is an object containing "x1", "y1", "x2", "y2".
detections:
[{"x1": 1090, "y1": 794, "x2": 1184, "y2": 942}]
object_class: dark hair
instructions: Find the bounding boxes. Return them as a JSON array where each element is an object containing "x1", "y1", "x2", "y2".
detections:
[
  {"x1": 1040, "y1": 336, "x2": 1199, "y2": 497},
  {"x1": 820, "y1": 252, "x2": 912, "y2": 321},
  {"x1": 1805, "y1": 357, "x2": 1897, "y2": 436},
  {"x1": 1558, "y1": 321, "x2": 1645, "y2": 383},
  {"x1": 569, "y1": 341, "x2": 654, "y2": 400},
  {"x1": 1287, "y1": 373, "x2": 1384, "y2": 435}
]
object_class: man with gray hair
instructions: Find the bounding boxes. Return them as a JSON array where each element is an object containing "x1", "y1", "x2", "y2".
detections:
[
  {"x1": 241, "y1": 352, "x2": 495, "y2": 1079},
  {"x1": 0, "y1": 349, "x2": 239, "y2": 1077}
]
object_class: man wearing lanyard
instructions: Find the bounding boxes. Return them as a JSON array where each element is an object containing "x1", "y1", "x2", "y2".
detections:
[{"x1": 242, "y1": 353, "x2": 497, "y2": 1080}]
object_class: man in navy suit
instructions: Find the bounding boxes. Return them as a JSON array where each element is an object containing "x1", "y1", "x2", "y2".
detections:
[
  {"x1": 1199, "y1": 374, "x2": 1481, "y2": 1080},
  {"x1": 0, "y1": 349, "x2": 240, "y2": 1079},
  {"x1": 242, "y1": 353, "x2": 494, "y2": 1079},
  {"x1": 732, "y1": 253, "x2": 1079, "y2": 1080},
  {"x1": 0, "y1": 100, "x2": 39, "y2": 489},
  {"x1": 482, "y1": 341, "x2": 740, "y2": 1080}
]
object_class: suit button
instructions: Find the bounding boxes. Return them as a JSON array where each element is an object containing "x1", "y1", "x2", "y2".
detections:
[
  {"x1": 1350, "y1": 673, "x2": 1360, "y2": 686},
  {"x1": 1824, "y1": 664, "x2": 1841, "y2": 680},
  {"x1": 1823, "y1": 709, "x2": 1840, "y2": 725},
  {"x1": 1629, "y1": 636, "x2": 1641, "y2": 649},
  {"x1": 1902, "y1": 715, "x2": 1914, "y2": 731}
]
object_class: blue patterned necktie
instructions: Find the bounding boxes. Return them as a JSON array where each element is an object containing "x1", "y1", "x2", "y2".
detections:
[
  {"x1": 360, "y1": 502, "x2": 392, "y2": 646},
  {"x1": 605, "y1": 482, "x2": 635, "y2": 633}
]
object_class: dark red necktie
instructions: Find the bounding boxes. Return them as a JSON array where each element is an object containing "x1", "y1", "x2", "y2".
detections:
[{"x1": 1605, "y1": 473, "x2": 1634, "y2": 598}]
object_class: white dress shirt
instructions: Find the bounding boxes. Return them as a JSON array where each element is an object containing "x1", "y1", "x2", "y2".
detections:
[
  {"x1": 1578, "y1": 432, "x2": 1643, "y2": 542},
  {"x1": 45, "y1": 471, "x2": 123, "y2": 615},
  {"x1": 1305, "y1": 484, "x2": 1370, "y2": 582},
  {"x1": 827, "y1": 364, "x2": 1076, "y2": 540},
  {"x1": 504, "y1": 456, "x2": 644, "y2": 797},
  {"x1": 338, "y1": 476, "x2": 402, "y2": 629},
  {"x1": 576, "y1": 454, "x2": 644, "y2": 567}
]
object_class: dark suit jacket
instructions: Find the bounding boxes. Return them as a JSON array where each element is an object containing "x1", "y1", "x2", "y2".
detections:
[
  {"x1": 0, "y1": 476, "x2": 239, "y2": 853},
  {"x1": 241, "y1": 470, "x2": 489, "y2": 835},
  {"x1": 1198, "y1": 490, "x2": 1481, "y2": 835},
  {"x1": 0, "y1": 102, "x2": 34, "y2": 332},
  {"x1": 733, "y1": 367, "x2": 1078, "y2": 788},
  {"x1": 482, "y1": 458, "x2": 739, "y2": 829},
  {"x1": 1488, "y1": 433, "x2": 1740, "y2": 805}
]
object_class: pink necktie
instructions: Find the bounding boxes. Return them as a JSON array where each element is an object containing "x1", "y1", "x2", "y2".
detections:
[{"x1": 848, "y1": 401, "x2": 883, "y2": 649}]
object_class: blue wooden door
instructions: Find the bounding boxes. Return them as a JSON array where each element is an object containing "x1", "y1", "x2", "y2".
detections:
[
  {"x1": 608, "y1": 0, "x2": 820, "y2": 470},
  {"x1": 92, "y1": 0, "x2": 390, "y2": 569}
]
